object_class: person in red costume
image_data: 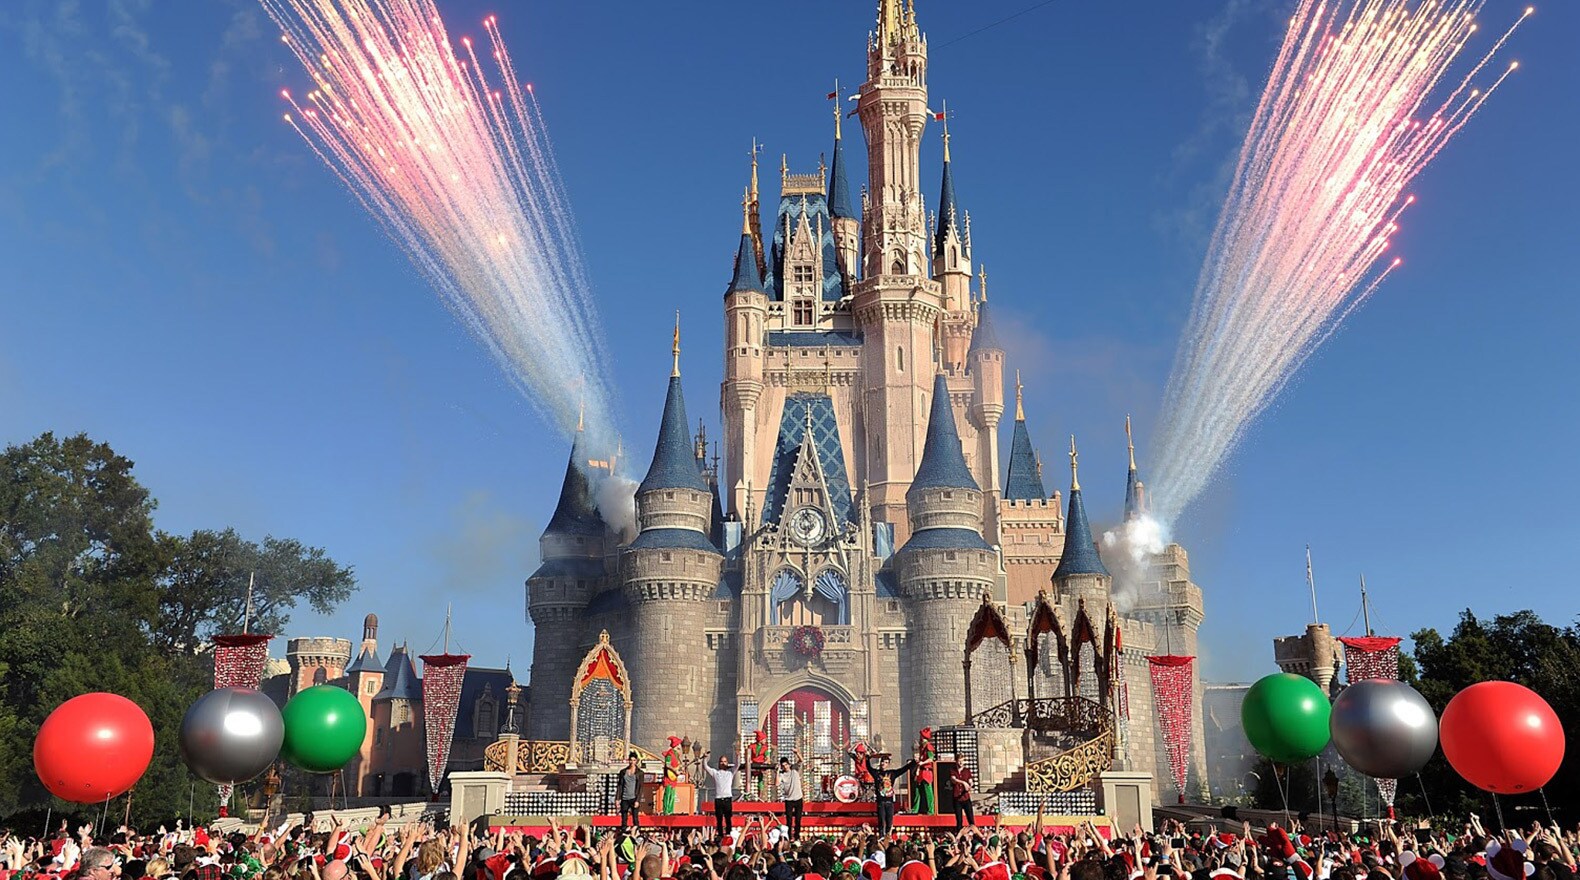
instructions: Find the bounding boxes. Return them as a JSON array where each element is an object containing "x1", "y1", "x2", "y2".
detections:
[
  {"x1": 747, "y1": 729, "x2": 774, "y2": 800},
  {"x1": 912, "y1": 727, "x2": 937, "y2": 815},
  {"x1": 662, "y1": 736, "x2": 683, "y2": 815},
  {"x1": 849, "y1": 741, "x2": 875, "y2": 800}
]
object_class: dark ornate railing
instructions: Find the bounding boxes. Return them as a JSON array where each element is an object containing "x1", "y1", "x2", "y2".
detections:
[{"x1": 967, "y1": 695, "x2": 1107, "y2": 735}]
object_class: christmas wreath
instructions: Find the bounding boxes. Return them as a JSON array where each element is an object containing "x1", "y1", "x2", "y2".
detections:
[{"x1": 788, "y1": 625, "x2": 826, "y2": 658}]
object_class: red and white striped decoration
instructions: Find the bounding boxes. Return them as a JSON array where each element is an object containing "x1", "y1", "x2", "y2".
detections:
[
  {"x1": 213, "y1": 634, "x2": 274, "y2": 812},
  {"x1": 1147, "y1": 655, "x2": 1196, "y2": 803},
  {"x1": 420, "y1": 653, "x2": 469, "y2": 794},
  {"x1": 1340, "y1": 636, "x2": 1403, "y2": 811}
]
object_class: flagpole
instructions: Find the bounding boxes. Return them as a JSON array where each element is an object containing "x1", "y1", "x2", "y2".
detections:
[
  {"x1": 1305, "y1": 545, "x2": 1320, "y2": 624},
  {"x1": 1360, "y1": 574, "x2": 1373, "y2": 637},
  {"x1": 244, "y1": 572, "x2": 255, "y2": 634}
]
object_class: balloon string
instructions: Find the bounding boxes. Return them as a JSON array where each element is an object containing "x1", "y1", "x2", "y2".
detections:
[
  {"x1": 43, "y1": 806, "x2": 51, "y2": 839},
  {"x1": 1416, "y1": 773, "x2": 1436, "y2": 826},
  {"x1": 1493, "y1": 793, "x2": 1508, "y2": 833},
  {"x1": 1275, "y1": 764, "x2": 1292, "y2": 827},
  {"x1": 1540, "y1": 788, "x2": 1556, "y2": 826},
  {"x1": 98, "y1": 793, "x2": 110, "y2": 840}
]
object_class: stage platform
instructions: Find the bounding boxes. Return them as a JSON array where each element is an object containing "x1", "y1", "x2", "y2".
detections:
[{"x1": 487, "y1": 801, "x2": 1112, "y2": 836}]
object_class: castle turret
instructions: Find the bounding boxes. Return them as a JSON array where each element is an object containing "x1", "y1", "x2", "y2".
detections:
[
  {"x1": 525, "y1": 428, "x2": 608, "y2": 740},
  {"x1": 828, "y1": 90, "x2": 860, "y2": 283},
  {"x1": 968, "y1": 273, "x2": 1005, "y2": 538},
  {"x1": 1052, "y1": 436, "x2": 1110, "y2": 607},
  {"x1": 621, "y1": 324, "x2": 724, "y2": 749},
  {"x1": 932, "y1": 117, "x2": 973, "y2": 316},
  {"x1": 895, "y1": 371, "x2": 997, "y2": 730},
  {"x1": 369, "y1": 645, "x2": 425, "y2": 796},
  {"x1": 723, "y1": 196, "x2": 770, "y2": 519},
  {"x1": 998, "y1": 373, "x2": 1063, "y2": 603}
]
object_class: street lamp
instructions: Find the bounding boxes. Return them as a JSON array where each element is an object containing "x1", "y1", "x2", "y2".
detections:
[{"x1": 1323, "y1": 766, "x2": 1340, "y2": 831}]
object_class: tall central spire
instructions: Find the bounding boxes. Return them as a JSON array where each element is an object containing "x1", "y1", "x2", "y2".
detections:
[{"x1": 671, "y1": 312, "x2": 681, "y2": 377}]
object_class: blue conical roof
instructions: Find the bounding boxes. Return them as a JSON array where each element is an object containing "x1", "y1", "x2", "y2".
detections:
[
  {"x1": 346, "y1": 646, "x2": 383, "y2": 675},
  {"x1": 374, "y1": 647, "x2": 421, "y2": 701},
  {"x1": 969, "y1": 299, "x2": 1002, "y2": 356},
  {"x1": 727, "y1": 232, "x2": 762, "y2": 294},
  {"x1": 638, "y1": 375, "x2": 711, "y2": 495},
  {"x1": 935, "y1": 158, "x2": 960, "y2": 251},
  {"x1": 829, "y1": 135, "x2": 854, "y2": 220},
  {"x1": 544, "y1": 435, "x2": 606, "y2": 537},
  {"x1": 1124, "y1": 466, "x2": 1143, "y2": 522},
  {"x1": 1004, "y1": 419, "x2": 1046, "y2": 501},
  {"x1": 1053, "y1": 487, "x2": 1108, "y2": 578},
  {"x1": 909, "y1": 373, "x2": 979, "y2": 495}
]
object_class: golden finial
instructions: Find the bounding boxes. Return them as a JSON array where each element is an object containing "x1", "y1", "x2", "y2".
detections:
[
  {"x1": 1126, "y1": 415, "x2": 1137, "y2": 471},
  {"x1": 978, "y1": 264, "x2": 988, "y2": 301},
  {"x1": 1015, "y1": 370, "x2": 1025, "y2": 421},
  {"x1": 1068, "y1": 435, "x2": 1081, "y2": 492},
  {"x1": 940, "y1": 100, "x2": 951, "y2": 163},
  {"x1": 749, "y1": 138, "x2": 760, "y2": 201},
  {"x1": 780, "y1": 153, "x2": 789, "y2": 188},
  {"x1": 741, "y1": 187, "x2": 752, "y2": 234},
  {"x1": 671, "y1": 311, "x2": 681, "y2": 377},
  {"x1": 833, "y1": 79, "x2": 842, "y2": 140},
  {"x1": 933, "y1": 316, "x2": 945, "y2": 374}
]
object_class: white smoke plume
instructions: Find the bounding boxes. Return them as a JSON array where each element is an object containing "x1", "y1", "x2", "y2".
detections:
[
  {"x1": 593, "y1": 471, "x2": 639, "y2": 538},
  {"x1": 1101, "y1": 513, "x2": 1169, "y2": 611}
]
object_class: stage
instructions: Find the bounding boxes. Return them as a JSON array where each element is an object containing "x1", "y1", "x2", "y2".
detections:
[{"x1": 486, "y1": 800, "x2": 1114, "y2": 836}]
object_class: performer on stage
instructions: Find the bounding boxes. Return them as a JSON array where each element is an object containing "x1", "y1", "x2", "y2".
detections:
[
  {"x1": 950, "y1": 764, "x2": 975, "y2": 830},
  {"x1": 777, "y1": 747, "x2": 804, "y2": 840},
  {"x1": 911, "y1": 727, "x2": 937, "y2": 815},
  {"x1": 867, "y1": 752, "x2": 915, "y2": 837},
  {"x1": 849, "y1": 741, "x2": 875, "y2": 800},
  {"x1": 747, "y1": 729, "x2": 774, "y2": 800},
  {"x1": 662, "y1": 736, "x2": 684, "y2": 815},
  {"x1": 700, "y1": 752, "x2": 737, "y2": 841},
  {"x1": 615, "y1": 752, "x2": 642, "y2": 832}
]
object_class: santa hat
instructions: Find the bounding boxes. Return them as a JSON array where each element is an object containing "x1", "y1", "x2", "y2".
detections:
[
  {"x1": 920, "y1": 727, "x2": 932, "y2": 740},
  {"x1": 1487, "y1": 842, "x2": 1536, "y2": 880},
  {"x1": 668, "y1": 736, "x2": 682, "y2": 747},
  {"x1": 721, "y1": 836, "x2": 735, "y2": 849},
  {"x1": 1400, "y1": 851, "x2": 1446, "y2": 880},
  {"x1": 755, "y1": 730, "x2": 767, "y2": 742},
  {"x1": 1209, "y1": 870, "x2": 1240, "y2": 880},
  {"x1": 332, "y1": 845, "x2": 351, "y2": 862},
  {"x1": 1264, "y1": 828, "x2": 1297, "y2": 860},
  {"x1": 855, "y1": 742, "x2": 868, "y2": 753}
]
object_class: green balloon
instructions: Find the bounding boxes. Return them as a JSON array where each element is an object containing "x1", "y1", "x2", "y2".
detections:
[
  {"x1": 280, "y1": 685, "x2": 367, "y2": 773},
  {"x1": 1242, "y1": 672, "x2": 1332, "y2": 763}
]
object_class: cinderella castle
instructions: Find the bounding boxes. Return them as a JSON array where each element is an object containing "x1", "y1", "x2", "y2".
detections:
[{"x1": 524, "y1": 0, "x2": 1209, "y2": 806}]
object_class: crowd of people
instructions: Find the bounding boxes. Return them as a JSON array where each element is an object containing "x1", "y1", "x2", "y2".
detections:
[{"x1": 1, "y1": 806, "x2": 1573, "y2": 880}]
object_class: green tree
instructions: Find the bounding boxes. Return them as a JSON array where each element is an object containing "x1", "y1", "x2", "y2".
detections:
[
  {"x1": 1398, "y1": 610, "x2": 1580, "y2": 822},
  {"x1": 0, "y1": 432, "x2": 357, "y2": 823}
]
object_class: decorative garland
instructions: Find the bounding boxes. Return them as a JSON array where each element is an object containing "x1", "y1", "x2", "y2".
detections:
[
  {"x1": 788, "y1": 625, "x2": 826, "y2": 658},
  {"x1": 420, "y1": 653, "x2": 470, "y2": 795},
  {"x1": 213, "y1": 634, "x2": 273, "y2": 816},
  {"x1": 1340, "y1": 636, "x2": 1403, "y2": 813},
  {"x1": 1147, "y1": 655, "x2": 1196, "y2": 804}
]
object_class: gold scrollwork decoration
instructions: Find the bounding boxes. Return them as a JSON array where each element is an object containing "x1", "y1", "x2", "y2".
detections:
[{"x1": 1025, "y1": 729, "x2": 1115, "y2": 792}]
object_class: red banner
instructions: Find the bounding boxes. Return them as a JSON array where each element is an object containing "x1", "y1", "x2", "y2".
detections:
[
  {"x1": 1148, "y1": 655, "x2": 1195, "y2": 803},
  {"x1": 213, "y1": 634, "x2": 273, "y2": 812},
  {"x1": 1339, "y1": 636, "x2": 1402, "y2": 808},
  {"x1": 420, "y1": 653, "x2": 469, "y2": 794}
]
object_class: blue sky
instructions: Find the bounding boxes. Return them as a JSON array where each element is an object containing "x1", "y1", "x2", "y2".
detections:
[{"x1": 2, "y1": 0, "x2": 1576, "y2": 683}]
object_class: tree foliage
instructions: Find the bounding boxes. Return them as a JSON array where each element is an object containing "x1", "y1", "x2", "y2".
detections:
[
  {"x1": 0, "y1": 432, "x2": 357, "y2": 823},
  {"x1": 1397, "y1": 609, "x2": 1580, "y2": 822}
]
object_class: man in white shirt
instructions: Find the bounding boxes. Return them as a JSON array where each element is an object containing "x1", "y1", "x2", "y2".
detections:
[
  {"x1": 778, "y1": 748, "x2": 804, "y2": 840},
  {"x1": 700, "y1": 752, "x2": 738, "y2": 841}
]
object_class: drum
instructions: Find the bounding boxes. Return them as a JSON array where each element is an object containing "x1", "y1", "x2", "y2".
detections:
[{"x1": 834, "y1": 775, "x2": 860, "y2": 803}]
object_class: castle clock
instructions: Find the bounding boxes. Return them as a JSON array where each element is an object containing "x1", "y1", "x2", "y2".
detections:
[{"x1": 788, "y1": 507, "x2": 828, "y2": 546}]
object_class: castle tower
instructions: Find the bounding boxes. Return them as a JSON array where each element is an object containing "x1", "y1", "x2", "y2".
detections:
[
  {"x1": 854, "y1": 0, "x2": 944, "y2": 541},
  {"x1": 525, "y1": 427, "x2": 609, "y2": 741},
  {"x1": 1274, "y1": 623, "x2": 1341, "y2": 695},
  {"x1": 895, "y1": 371, "x2": 997, "y2": 730},
  {"x1": 285, "y1": 636, "x2": 352, "y2": 695},
  {"x1": 345, "y1": 613, "x2": 385, "y2": 795},
  {"x1": 828, "y1": 92, "x2": 860, "y2": 283},
  {"x1": 968, "y1": 280, "x2": 1005, "y2": 537},
  {"x1": 1051, "y1": 436, "x2": 1110, "y2": 608},
  {"x1": 620, "y1": 326, "x2": 724, "y2": 749},
  {"x1": 370, "y1": 645, "x2": 424, "y2": 797},
  {"x1": 999, "y1": 373, "x2": 1065, "y2": 603},
  {"x1": 722, "y1": 202, "x2": 770, "y2": 518}
]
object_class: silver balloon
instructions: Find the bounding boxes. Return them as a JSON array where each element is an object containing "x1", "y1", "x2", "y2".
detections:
[
  {"x1": 179, "y1": 687, "x2": 285, "y2": 785},
  {"x1": 1330, "y1": 679, "x2": 1438, "y2": 779}
]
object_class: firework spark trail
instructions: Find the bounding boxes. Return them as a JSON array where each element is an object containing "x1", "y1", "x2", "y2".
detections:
[
  {"x1": 262, "y1": 0, "x2": 620, "y2": 467},
  {"x1": 1145, "y1": 0, "x2": 1530, "y2": 529}
]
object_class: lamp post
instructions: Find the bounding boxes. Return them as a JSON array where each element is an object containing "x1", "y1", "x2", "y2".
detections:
[{"x1": 1323, "y1": 766, "x2": 1340, "y2": 832}]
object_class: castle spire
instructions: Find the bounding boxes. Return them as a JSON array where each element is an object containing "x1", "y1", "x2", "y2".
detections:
[
  {"x1": 727, "y1": 194, "x2": 764, "y2": 295},
  {"x1": 1004, "y1": 372, "x2": 1046, "y2": 501},
  {"x1": 545, "y1": 433, "x2": 607, "y2": 538},
  {"x1": 1124, "y1": 415, "x2": 1147, "y2": 522},
  {"x1": 910, "y1": 373, "x2": 980, "y2": 494},
  {"x1": 1053, "y1": 434, "x2": 1109, "y2": 578},
  {"x1": 934, "y1": 106, "x2": 961, "y2": 252},
  {"x1": 639, "y1": 339, "x2": 710, "y2": 496},
  {"x1": 828, "y1": 81, "x2": 855, "y2": 220},
  {"x1": 968, "y1": 270, "x2": 1002, "y2": 358}
]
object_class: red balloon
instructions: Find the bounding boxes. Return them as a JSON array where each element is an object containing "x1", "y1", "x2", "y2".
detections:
[
  {"x1": 34, "y1": 693, "x2": 155, "y2": 803},
  {"x1": 1440, "y1": 680, "x2": 1565, "y2": 794}
]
